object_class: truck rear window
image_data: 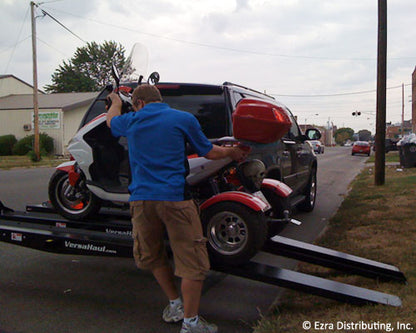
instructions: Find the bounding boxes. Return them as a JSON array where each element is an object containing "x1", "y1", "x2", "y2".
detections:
[
  {"x1": 162, "y1": 94, "x2": 227, "y2": 139},
  {"x1": 81, "y1": 84, "x2": 228, "y2": 139}
]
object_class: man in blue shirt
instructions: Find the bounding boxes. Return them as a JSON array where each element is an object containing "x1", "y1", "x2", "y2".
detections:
[{"x1": 107, "y1": 84, "x2": 248, "y2": 333}]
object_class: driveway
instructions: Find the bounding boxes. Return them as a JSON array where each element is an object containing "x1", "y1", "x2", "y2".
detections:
[{"x1": 0, "y1": 146, "x2": 367, "y2": 333}]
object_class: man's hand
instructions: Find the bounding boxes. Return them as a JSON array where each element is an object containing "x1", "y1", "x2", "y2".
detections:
[
  {"x1": 106, "y1": 93, "x2": 123, "y2": 128},
  {"x1": 229, "y1": 145, "x2": 251, "y2": 162},
  {"x1": 205, "y1": 144, "x2": 251, "y2": 161}
]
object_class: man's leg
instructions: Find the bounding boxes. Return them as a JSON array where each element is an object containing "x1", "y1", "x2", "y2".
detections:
[
  {"x1": 181, "y1": 278, "x2": 203, "y2": 318},
  {"x1": 152, "y1": 265, "x2": 180, "y2": 301}
]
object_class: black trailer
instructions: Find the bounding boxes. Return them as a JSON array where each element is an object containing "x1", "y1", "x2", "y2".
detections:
[{"x1": 0, "y1": 201, "x2": 405, "y2": 307}]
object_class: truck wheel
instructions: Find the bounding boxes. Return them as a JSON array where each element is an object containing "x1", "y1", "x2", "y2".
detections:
[
  {"x1": 297, "y1": 167, "x2": 317, "y2": 212},
  {"x1": 48, "y1": 170, "x2": 101, "y2": 220},
  {"x1": 201, "y1": 202, "x2": 268, "y2": 266}
]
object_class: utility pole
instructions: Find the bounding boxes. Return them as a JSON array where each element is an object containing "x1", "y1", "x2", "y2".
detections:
[
  {"x1": 374, "y1": 0, "x2": 387, "y2": 186},
  {"x1": 401, "y1": 83, "x2": 404, "y2": 136},
  {"x1": 31, "y1": 1, "x2": 40, "y2": 161}
]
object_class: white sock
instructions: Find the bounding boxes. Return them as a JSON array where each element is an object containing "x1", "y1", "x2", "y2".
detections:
[
  {"x1": 169, "y1": 297, "x2": 182, "y2": 308},
  {"x1": 184, "y1": 315, "x2": 199, "y2": 326}
]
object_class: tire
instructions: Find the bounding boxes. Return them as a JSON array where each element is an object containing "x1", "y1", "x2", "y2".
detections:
[
  {"x1": 48, "y1": 170, "x2": 102, "y2": 220},
  {"x1": 201, "y1": 202, "x2": 268, "y2": 266},
  {"x1": 297, "y1": 167, "x2": 317, "y2": 212}
]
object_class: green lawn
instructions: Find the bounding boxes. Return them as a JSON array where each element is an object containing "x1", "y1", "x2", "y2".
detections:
[
  {"x1": 254, "y1": 165, "x2": 415, "y2": 332},
  {"x1": 0, "y1": 155, "x2": 68, "y2": 169}
]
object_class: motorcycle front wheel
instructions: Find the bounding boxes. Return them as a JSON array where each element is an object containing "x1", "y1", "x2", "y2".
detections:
[
  {"x1": 201, "y1": 202, "x2": 268, "y2": 266},
  {"x1": 48, "y1": 170, "x2": 102, "y2": 220}
]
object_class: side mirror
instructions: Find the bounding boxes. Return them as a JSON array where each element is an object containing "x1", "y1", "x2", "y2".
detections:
[
  {"x1": 148, "y1": 72, "x2": 160, "y2": 85},
  {"x1": 305, "y1": 128, "x2": 321, "y2": 140}
]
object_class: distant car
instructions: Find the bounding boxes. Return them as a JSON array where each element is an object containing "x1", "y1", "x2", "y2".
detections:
[
  {"x1": 308, "y1": 140, "x2": 324, "y2": 154},
  {"x1": 352, "y1": 141, "x2": 371, "y2": 156},
  {"x1": 373, "y1": 138, "x2": 398, "y2": 153}
]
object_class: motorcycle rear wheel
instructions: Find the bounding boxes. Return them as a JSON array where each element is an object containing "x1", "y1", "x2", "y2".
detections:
[
  {"x1": 201, "y1": 202, "x2": 268, "y2": 266},
  {"x1": 48, "y1": 170, "x2": 102, "y2": 220}
]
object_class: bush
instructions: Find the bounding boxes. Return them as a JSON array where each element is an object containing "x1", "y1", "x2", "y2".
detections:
[
  {"x1": 12, "y1": 133, "x2": 54, "y2": 156},
  {"x1": 0, "y1": 134, "x2": 17, "y2": 156}
]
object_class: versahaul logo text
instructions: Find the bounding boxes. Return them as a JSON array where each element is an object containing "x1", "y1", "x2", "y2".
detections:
[
  {"x1": 64, "y1": 241, "x2": 116, "y2": 254},
  {"x1": 105, "y1": 228, "x2": 132, "y2": 236}
]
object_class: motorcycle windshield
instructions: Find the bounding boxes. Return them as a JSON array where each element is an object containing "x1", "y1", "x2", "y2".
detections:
[{"x1": 121, "y1": 42, "x2": 149, "y2": 82}]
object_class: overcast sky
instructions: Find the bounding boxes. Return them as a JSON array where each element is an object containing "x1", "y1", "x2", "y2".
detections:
[{"x1": 1, "y1": 0, "x2": 415, "y2": 133}]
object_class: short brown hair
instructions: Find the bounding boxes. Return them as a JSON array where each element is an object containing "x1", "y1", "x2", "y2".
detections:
[{"x1": 132, "y1": 84, "x2": 162, "y2": 106}]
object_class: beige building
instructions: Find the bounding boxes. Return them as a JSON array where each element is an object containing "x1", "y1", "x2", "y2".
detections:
[
  {"x1": 0, "y1": 75, "x2": 98, "y2": 155},
  {"x1": 0, "y1": 75, "x2": 38, "y2": 97}
]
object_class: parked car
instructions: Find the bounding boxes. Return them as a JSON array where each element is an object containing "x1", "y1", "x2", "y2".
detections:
[
  {"x1": 352, "y1": 141, "x2": 371, "y2": 156},
  {"x1": 308, "y1": 140, "x2": 324, "y2": 154},
  {"x1": 373, "y1": 138, "x2": 398, "y2": 153}
]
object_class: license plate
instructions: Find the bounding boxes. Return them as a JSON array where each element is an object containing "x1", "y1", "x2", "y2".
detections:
[{"x1": 253, "y1": 191, "x2": 271, "y2": 210}]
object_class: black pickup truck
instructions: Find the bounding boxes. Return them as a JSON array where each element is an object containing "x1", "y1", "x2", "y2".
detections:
[{"x1": 80, "y1": 81, "x2": 320, "y2": 216}]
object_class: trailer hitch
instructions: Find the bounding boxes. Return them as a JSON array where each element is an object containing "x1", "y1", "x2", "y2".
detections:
[{"x1": 267, "y1": 210, "x2": 302, "y2": 225}]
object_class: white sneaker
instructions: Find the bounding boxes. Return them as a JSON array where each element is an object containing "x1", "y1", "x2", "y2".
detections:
[
  {"x1": 162, "y1": 303, "x2": 184, "y2": 323},
  {"x1": 180, "y1": 317, "x2": 218, "y2": 333}
]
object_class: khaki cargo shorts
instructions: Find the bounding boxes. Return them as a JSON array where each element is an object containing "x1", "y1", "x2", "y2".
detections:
[{"x1": 130, "y1": 200, "x2": 210, "y2": 281}]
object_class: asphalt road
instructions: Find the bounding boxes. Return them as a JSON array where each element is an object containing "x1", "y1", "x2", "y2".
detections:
[{"x1": 0, "y1": 146, "x2": 368, "y2": 333}]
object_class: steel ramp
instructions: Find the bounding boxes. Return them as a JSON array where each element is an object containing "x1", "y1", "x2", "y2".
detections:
[
  {"x1": 263, "y1": 235, "x2": 406, "y2": 283},
  {"x1": 214, "y1": 262, "x2": 402, "y2": 307}
]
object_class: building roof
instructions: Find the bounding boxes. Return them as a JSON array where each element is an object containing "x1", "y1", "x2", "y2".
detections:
[
  {"x1": 0, "y1": 92, "x2": 98, "y2": 111},
  {"x1": 0, "y1": 74, "x2": 44, "y2": 94}
]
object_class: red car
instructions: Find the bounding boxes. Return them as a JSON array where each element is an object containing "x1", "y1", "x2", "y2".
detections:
[{"x1": 352, "y1": 141, "x2": 371, "y2": 156}]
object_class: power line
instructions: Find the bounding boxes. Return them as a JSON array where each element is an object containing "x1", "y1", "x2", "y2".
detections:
[
  {"x1": 270, "y1": 84, "x2": 411, "y2": 98},
  {"x1": 0, "y1": 36, "x2": 31, "y2": 56},
  {"x1": 36, "y1": 37, "x2": 68, "y2": 56},
  {"x1": 36, "y1": 5, "x2": 86, "y2": 43},
  {"x1": 42, "y1": 6, "x2": 416, "y2": 62},
  {"x1": 2, "y1": 6, "x2": 30, "y2": 74}
]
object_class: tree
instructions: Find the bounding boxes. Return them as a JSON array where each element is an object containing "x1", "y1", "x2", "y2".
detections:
[
  {"x1": 44, "y1": 41, "x2": 127, "y2": 93},
  {"x1": 334, "y1": 127, "x2": 354, "y2": 145},
  {"x1": 358, "y1": 129, "x2": 372, "y2": 141}
]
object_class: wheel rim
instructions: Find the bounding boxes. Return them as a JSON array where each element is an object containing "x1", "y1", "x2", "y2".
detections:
[
  {"x1": 207, "y1": 211, "x2": 248, "y2": 255},
  {"x1": 309, "y1": 173, "x2": 317, "y2": 206},
  {"x1": 55, "y1": 174, "x2": 92, "y2": 215}
]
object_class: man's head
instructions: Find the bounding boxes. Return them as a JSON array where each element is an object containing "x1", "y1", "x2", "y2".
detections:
[{"x1": 132, "y1": 84, "x2": 162, "y2": 110}]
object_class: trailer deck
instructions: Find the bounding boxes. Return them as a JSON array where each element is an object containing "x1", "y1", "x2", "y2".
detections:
[{"x1": 0, "y1": 201, "x2": 405, "y2": 307}]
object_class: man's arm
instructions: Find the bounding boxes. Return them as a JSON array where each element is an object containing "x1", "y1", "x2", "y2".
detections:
[
  {"x1": 106, "y1": 93, "x2": 123, "y2": 128},
  {"x1": 205, "y1": 144, "x2": 250, "y2": 161}
]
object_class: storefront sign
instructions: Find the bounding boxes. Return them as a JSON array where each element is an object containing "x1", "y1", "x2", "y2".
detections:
[{"x1": 32, "y1": 111, "x2": 61, "y2": 129}]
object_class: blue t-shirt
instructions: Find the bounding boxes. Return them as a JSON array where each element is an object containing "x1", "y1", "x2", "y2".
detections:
[{"x1": 110, "y1": 103, "x2": 213, "y2": 201}]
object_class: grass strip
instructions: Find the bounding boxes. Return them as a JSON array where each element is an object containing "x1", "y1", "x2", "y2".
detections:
[
  {"x1": 254, "y1": 165, "x2": 416, "y2": 332},
  {"x1": 0, "y1": 156, "x2": 68, "y2": 169}
]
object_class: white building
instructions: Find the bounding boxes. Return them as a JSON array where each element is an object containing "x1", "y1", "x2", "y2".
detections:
[{"x1": 0, "y1": 75, "x2": 98, "y2": 155}]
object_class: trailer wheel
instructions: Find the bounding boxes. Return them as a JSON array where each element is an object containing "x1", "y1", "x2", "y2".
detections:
[
  {"x1": 201, "y1": 202, "x2": 268, "y2": 266},
  {"x1": 48, "y1": 170, "x2": 101, "y2": 220}
]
